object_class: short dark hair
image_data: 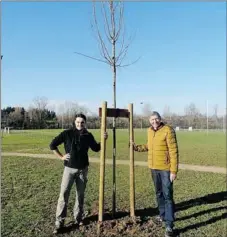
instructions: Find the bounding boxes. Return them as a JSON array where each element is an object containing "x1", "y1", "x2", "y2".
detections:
[
  {"x1": 75, "y1": 113, "x2": 87, "y2": 122},
  {"x1": 150, "y1": 111, "x2": 161, "y2": 120}
]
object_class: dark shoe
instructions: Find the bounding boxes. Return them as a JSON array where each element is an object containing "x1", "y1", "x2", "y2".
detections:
[
  {"x1": 154, "y1": 216, "x2": 164, "y2": 226},
  {"x1": 53, "y1": 226, "x2": 62, "y2": 234},
  {"x1": 74, "y1": 219, "x2": 83, "y2": 227},
  {"x1": 53, "y1": 221, "x2": 64, "y2": 234},
  {"x1": 165, "y1": 227, "x2": 174, "y2": 237}
]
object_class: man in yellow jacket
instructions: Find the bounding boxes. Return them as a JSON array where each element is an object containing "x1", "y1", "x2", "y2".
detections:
[{"x1": 132, "y1": 111, "x2": 178, "y2": 237}]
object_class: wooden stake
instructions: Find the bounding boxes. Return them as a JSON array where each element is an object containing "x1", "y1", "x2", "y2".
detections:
[
  {"x1": 128, "y1": 103, "x2": 135, "y2": 217},
  {"x1": 98, "y1": 101, "x2": 107, "y2": 222}
]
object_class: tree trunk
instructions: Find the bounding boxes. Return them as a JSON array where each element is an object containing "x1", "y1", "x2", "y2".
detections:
[
  {"x1": 110, "y1": 0, "x2": 117, "y2": 217},
  {"x1": 112, "y1": 55, "x2": 117, "y2": 218}
]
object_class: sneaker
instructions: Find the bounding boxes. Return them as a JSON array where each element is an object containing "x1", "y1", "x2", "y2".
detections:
[
  {"x1": 165, "y1": 227, "x2": 174, "y2": 237},
  {"x1": 154, "y1": 216, "x2": 164, "y2": 226},
  {"x1": 53, "y1": 221, "x2": 64, "y2": 234},
  {"x1": 74, "y1": 219, "x2": 83, "y2": 226}
]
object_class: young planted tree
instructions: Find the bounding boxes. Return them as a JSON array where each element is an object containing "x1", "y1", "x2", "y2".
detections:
[{"x1": 75, "y1": 0, "x2": 139, "y2": 216}]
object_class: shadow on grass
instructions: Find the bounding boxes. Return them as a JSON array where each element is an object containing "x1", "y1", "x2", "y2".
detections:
[
  {"x1": 174, "y1": 191, "x2": 227, "y2": 235},
  {"x1": 58, "y1": 191, "x2": 227, "y2": 235},
  {"x1": 136, "y1": 191, "x2": 227, "y2": 235},
  {"x1": 175, "y1": 212, "x2": 227, "y2": 235},
  {"x1": 175, "y1": 191, "x2": 227, "y2": 212},
  {"x1": 176, "y1": 206, "x2": 227, "y2": 221},
  {"x1": 136, "y1": 191, "x2": 227, "y2": 215}
]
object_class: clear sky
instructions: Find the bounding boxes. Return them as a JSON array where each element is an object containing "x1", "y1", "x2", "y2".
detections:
[{"x1": 1, "y1": 2, "x2": 226, "y2": 115}]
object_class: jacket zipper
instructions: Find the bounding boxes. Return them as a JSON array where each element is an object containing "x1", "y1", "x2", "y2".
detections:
[{"x1": 151, "y1": 130, "x2": 156, "y2": 167}]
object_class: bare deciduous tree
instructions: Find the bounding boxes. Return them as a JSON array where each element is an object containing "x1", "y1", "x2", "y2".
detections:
[
  {"x1": 74, "y1": 0, "x2": 139, "y2": 216},
  {"x1": 142, "y1": 103, "x2": 152, "y2": 117},
  {"x1": 163, "y1": 105, "x2": 172, "y2": 122},
  {"x1": 213, "y1": 104, "x2": 219, "y2": 127},
  {"x1": 32, "y1": 96, "x2": 48, "y2": 128},
  {"x1": 184, "y1": 103, "x2": 200, "y2": 128},
  {"x1": 56, "y1": 101, "x2": 89, "y2": 129},
  {"x1": 33, "y1": 96, "x2": 48, "y2": 111}
]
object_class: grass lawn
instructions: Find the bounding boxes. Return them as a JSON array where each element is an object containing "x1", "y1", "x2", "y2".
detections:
[
  {"x1": 1, "y1": 156, "x2": 226, "y2": 237},
  {"x1": 2, "y1": 129, "x2": 226, "y2": 167}
]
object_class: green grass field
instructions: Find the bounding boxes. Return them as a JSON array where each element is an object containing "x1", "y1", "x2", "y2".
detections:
[
  {"x1": 2, "y1": 129, "x2": 226, "y2": 236},
  {"x1": 2, "y1": 156, "x2": 226, "y2": 237},
  {"x1": 2, "y1": 129, "x2": 226, "y2": 167}
]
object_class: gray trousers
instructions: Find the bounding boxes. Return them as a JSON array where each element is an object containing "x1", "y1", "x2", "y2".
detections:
[{"x1": 55, "y1": 166, "x2": 88, "y2": 225}]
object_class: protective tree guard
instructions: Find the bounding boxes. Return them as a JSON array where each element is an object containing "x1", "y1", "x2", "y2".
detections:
[
  {"x1": 128, "y1": 103, "x2": 135, "y2": 217},
  {"x1": 98, "y1": 102, "x2": 135, "y2": 222},
  {"x1": 98, "y1": 101, "x2": 107, "y2": 222}
]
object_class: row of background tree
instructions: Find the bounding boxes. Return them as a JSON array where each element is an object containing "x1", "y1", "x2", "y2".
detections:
[{"x1": 1, "y1": 97, "x2": 226, "y2": 130}]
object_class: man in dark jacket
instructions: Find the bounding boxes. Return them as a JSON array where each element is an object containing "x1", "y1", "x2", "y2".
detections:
[{"x1": 50, "y1": 113, "x2": 108, "y2": 234}]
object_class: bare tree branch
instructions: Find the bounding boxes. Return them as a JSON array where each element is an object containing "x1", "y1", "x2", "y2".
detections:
[
  {"x1": 109, "y1": 1, "x2": 116, "y2": 66},
  {"x1": 93, "y1": 2, "x2": 112, "y2": 64},
  {"x1": 115, "y1": 2, "x2": 124, "y2": 41},
  {"x1": 101, "y1": 2, "x2": 112, "y2": 42},
  {"x1": 76, "y1": 1, "x2": 139, "y2": 68},
  {"x1": 74, "y1": 51, "x2": 110, "y2": 65},
  {"x1": 116, "y1": 30, "x2": 137, "y2": 64},
  {"x1": 116, "y1": 43, "x2": 129, "y2": 65},
  {"x1": 33, "y1": 96, "x2": 48, "y2": 110},
  {"x1": 117, "y1": 56, "x2": 141, "y2": 68},
  {"x1": 116, "y1": 25, "x2": 125, "y2": 61},
  {"x1": 90, "y1": 18, "x2": 112, "y2": 64},
  {"x1": 113, "y1": 0, "x2": 121, "y2": 12},
  {"x1": 90, "y1": 19, "x2": 111, "y2": 63},
  {"x1": 110, "y1": 1, "x2": 116, "y2": 40}
]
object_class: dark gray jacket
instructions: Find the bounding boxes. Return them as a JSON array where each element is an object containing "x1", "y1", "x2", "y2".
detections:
[{"x1": 50, "y1": 128, "x2": 100, "y2": 169}]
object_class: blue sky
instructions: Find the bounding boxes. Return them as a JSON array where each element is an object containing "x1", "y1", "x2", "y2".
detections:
[{"x1": 1, "y1": 2, "x2": 226, "y2": 115}]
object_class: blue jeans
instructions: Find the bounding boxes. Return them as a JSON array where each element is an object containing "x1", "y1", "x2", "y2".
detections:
[{"x1": 151, "y1": 169, "x2": 175, "y2": 228}]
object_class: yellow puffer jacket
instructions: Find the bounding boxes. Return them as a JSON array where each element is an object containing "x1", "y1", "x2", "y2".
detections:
[{"x1": 135, "y1": 124, "x2": 179, "y2": 173}]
